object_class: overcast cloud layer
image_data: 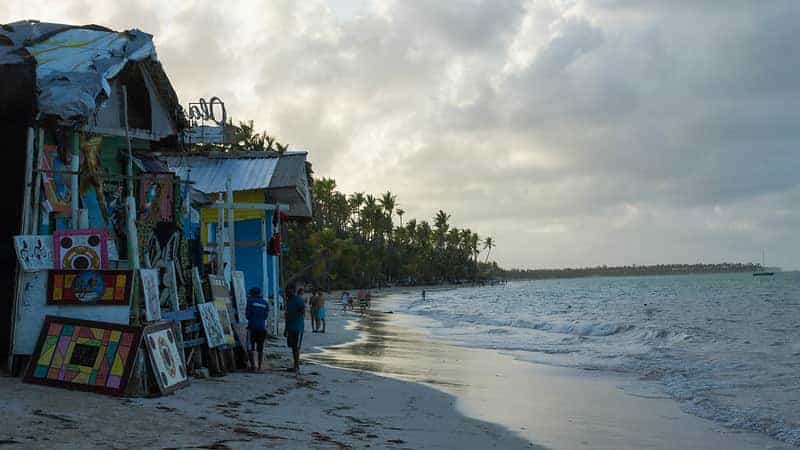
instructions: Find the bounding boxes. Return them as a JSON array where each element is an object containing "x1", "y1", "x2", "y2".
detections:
[{"x1": 3, "y1": 0, "x2": 800, "y2": 269}]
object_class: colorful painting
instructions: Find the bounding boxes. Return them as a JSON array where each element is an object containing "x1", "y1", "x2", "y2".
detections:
[
  {"x1": 14, "y1": 235, "x2": 54, "y2": 271},
  {"x1": 140, "y1": 269, "x2": 161, "y2": 321},
  {"x1": 207, "y1": 274, "x2": 230, "y2": 304},
  {"x1": 138, "y1": 173, "x2": 174, "y2": 223},
  {"x1": 39, "y1": 145, "x2": 71, "y2": 214},
  {"x1": 231, "y1": 271, "x2": 248, "y2": 324},
  {"x1": 143, "y1": 322, "x2": 189, "y2": 394},
  {"x1": 24, "y1": 316, "x2": 141, "y2": 395},
  {"x1": 53, "y1": 228, "x2": 109, "y2": 270},
  {"x1": 48, "y1": 270, "x2": 133, "y2": 305},
  {"x1": 197, "y1": 302, "x2": 225, "y2": 348}
]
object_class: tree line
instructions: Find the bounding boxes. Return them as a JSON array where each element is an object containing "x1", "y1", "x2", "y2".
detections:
[
  {"x1": 283, "y1": 178, "x2": 499, "y2": 290},
  {"x1": 503, "y1": 263, "x2": 766, "y2": 280}
]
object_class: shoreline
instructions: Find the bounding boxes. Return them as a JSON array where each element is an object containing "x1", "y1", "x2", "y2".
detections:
[
  {"x1": 0, "y1": 297, "x2": 535, "y2": 449},
  {"x1": 310, "y1": 289, "x2": 794, "y2": 450}
]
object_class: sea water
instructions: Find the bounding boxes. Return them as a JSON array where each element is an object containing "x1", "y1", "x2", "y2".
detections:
[{"x1": 395, "y1": 273, "x2": 800, "y2": 446}]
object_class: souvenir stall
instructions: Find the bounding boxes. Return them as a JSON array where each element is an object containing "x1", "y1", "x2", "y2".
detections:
[{"x1": 0, "y1": 21, "x2": 193, "y2": 396}]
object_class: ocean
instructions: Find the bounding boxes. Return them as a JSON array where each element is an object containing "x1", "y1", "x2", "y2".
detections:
[{"x1": 394, "y1": 273, "x2": 800, "y2": 446}]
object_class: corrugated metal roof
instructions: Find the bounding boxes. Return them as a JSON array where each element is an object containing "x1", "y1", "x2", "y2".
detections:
[{"x1": 160, "y1": 154, "x2": 279, "y2": 194}]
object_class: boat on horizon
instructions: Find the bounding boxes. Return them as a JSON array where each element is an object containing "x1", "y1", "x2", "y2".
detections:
[{"x1": 753, "y1": 249, "x2": 775, "y2": 277}]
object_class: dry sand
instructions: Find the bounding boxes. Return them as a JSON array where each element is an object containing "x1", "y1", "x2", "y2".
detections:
[{"x1": 0, "y1": 301, "x2": 535, "y2": 450}]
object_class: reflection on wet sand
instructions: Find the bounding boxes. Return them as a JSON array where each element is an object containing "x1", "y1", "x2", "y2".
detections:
[{"x1": 307, "y1": 311, "x2": 469, "y2": 389}]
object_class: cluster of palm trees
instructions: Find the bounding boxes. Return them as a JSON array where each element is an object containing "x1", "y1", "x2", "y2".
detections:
[{"x1": 285, "y1": 177, "x2": 498, "y2": 289}]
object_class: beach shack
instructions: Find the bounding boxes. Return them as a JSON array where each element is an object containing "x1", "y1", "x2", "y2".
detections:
[
  {"x1": 0, "y1": 21, "x2": 192, "y2": 394},
  {"x1": 158, "y1": 151, "x2": 313, "y2": 334}
]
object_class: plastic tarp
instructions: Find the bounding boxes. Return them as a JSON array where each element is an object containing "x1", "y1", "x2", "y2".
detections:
[{"x1": 26, "y1": 28, "x2": 157, "y2": 120}]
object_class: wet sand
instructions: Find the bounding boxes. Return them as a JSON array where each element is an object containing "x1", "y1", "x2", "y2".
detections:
[{"x1": 308, "y1": 297, "x2": 792, "y2": 450}]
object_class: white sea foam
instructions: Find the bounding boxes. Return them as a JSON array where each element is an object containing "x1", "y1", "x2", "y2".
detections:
[{"x1": 391, "y1": 273, "x2": 800, "y2": 447}]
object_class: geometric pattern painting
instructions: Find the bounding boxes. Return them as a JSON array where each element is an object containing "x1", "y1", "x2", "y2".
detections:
[
  {"x1": 143, "y1": 322, "x2": 189, "y2": 394},
  {"x1": 47, "y1": 270, "x2": 133, "y2": 305},
  {"x1": 53, "y1": 228, "x2": 109, "y2": 270},
  {"x1": 24, "y1": 316, "x2": 142, "y2": 396},
  {"x1": 197, "y1": 302, "x2": 225, "y2": 349}
]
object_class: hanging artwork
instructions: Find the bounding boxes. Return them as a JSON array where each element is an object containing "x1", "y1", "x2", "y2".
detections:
[
  {"x1": 39, "y1": 145, "x2": 71, "y2": 214},
  {"x1": 231, "y1": 271, "x2": 248, "y2": 324},
  {"x1": 24, "y1": 316, "x2": 142, "y2": 395},
  {"x1": 48, "y1": 270, "x2": 133, "y2": 305},
  {"x1": 53, "y1": 228, "x2": 109, "y2": 270},
  {"x1": 102, "y1": 180, "x2": 127, "y2": 259},
  {"x1": 143, "y1": 322, "x2": 189, "y2": 394},
  {"x1": 140, "y1": 269, "x2": 161, "y2": 321},
  {"x1": 14, "y1": 235, "x2": 54, "y2": 271},
  {"x1": 207, "y1": 274, "x2": 230, "y2": 304},
  {"x1": 138, "y1": 173, "x2": 174, "y2": 223},
  {"x1": 197, "y1": 302, "x2": 225, "y2": 348}
]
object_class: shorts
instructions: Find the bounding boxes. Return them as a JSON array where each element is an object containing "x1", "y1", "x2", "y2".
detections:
[
  {"x1": 286, "y1": 330, "x2": 303, "y2": 350},
  {"x1": 316, "y1": 307, "x2": 326, "y2": 320},
  {"x1": 249, "y1": 329, "x2": 266, "y2": 353}
]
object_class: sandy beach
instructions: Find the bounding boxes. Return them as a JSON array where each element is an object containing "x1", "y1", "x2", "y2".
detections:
[{"x1": 0, "y1": 298, "x2": 534, "y2": 450}]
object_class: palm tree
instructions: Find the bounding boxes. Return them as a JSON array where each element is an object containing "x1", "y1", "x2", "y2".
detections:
[
  {"x1": 396, "y1": 208, "x2": 405, "y2": 226},
  {"x1": 483, "y1": 237, "x2": 495, "y2": 263}
]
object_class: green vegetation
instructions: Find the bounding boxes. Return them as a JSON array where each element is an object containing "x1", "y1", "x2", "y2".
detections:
[
  {"x1": 503, "y1": 263, "x2": 766, "y2": 280},
  {"x1": 284, "y1": 178, "x2": 499, "y2": 289}
]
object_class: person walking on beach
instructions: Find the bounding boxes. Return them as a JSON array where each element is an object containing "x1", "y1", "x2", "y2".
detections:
[
  {"x1": 357, "y1": 288, "x2": 370, "y2": 314},
  {"x1": 284, "y1": 283, "x2": 306, "y2": 372},
  {"x1": 309, "y1": 289, "x2": 319, "y2": 332},
  {"x1": 245, "y1": 287, "x2": 269, "y2": 371},
  {"x1": 312, "y1": 289, "x2": 327, "y2": 333}
]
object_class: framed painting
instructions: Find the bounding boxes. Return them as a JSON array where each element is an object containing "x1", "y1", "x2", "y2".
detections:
[
  {"x1": 143, "y1": 322, "x2": 189, "y2": 394},
  {"x1": 231, "y1": 271, "x2": 248, "y2": 324},
  {"x1": 53, "y1": 228, "x2": 109, "y2": 270},
  {"x1": 197, "y1": 302, "x2": 225, "y2": 348},
  {"x1": 214, "y1": 299, "x2": 236, "y2": 346},
  {"x1": 207, "y1": 274, "x2": 230, "y2": 304},
  {"x1": 14, "y1": 235, "x2": 54, "y2": 271},
  {"x1": 140, "y1": 269, "x2": 161, "y2": 321},
  {"x1": 48, "y1": 270, "x2": 133, "y2": 305},
  {"x1": 138, "y1": 173, "x2": 174, "y2": 223},
  {"x1": 24, "y1": 316, "x2": 142, "y2": 396}
]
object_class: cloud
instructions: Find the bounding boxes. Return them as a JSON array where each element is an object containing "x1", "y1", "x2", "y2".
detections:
[{"x1": 3, "y1": 0, "x2": 799, "y2": 269}]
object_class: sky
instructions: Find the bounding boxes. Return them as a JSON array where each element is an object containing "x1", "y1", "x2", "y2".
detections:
[{"x1": 3, "y1": 1, "x2": 800, "y2": 270}]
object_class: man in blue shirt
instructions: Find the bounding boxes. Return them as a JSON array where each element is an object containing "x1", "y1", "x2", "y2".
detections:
[
  {"x1": 284, "y1": 283, "x2": 305, "y2": 372},
  {"x1": 246, "y1": 287, "x2": 269, "y2": 371}
]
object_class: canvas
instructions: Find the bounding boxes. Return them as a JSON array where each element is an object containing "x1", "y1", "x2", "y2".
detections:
[
  {"x1": 143, "y1": 322, "x2": 189, "y2": 394},
  {"x1": 207, "y1": 274, "x2": 230, "y2": 304},
  {"x1": 14, "y1": 235, "x2": 54, "y2": 271},
  {"x1": 140, "y1": 269, "x2": 161, "y2": 321},
  {"x1": 53, "y1": 228, "x2": 109, "y2": 270},
  {"x1": 231, "y1": 271, "x2": 248, "y2": 324},
  {"x1": 192, "y1": 267, "x2": 206, "y2": 304},
  {"x1": 39, "y1": 144, "x2": 71, "y2": 213},
  {"x1": 215, "y1": 299, "x2": 236, "y2": 346},
  {"x1": 24, "y1": 316, "x2": 141, "y2": 395},
  {"x1": 138, "y1": 173, "x2": 175, "y2": 223},
  {"x1": 48, "y1": 270, "x2": 133, "y2": 305},
  {"x1": 197, "y1": 302, "x2": 225, "y2": 348}
]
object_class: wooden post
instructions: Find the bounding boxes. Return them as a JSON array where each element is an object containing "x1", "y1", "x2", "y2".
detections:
[
  {"x1": 70, "y1": 131, "x2": 79, "y2": 230},
  {"x1": 21, "y1": 127, "x2": 35, "y2": 234},
  {"x1": 216, "y1": 193, "x2": 224, "y2": 276},
  {"x1": 30, "y1": 128, "x2": 44, "y2": 235},
  {"x1": 122, "y1": 86, "x2": 140, "y2": 270},
  {"x1": 261, "y1": 214, "x2": 271, "y2": 334},
  {"x1": 226, "y1": 177, "x2": 236, "y2": 272},
  {"x1": 272, "y1": 205, "x2": 280, "y2": 335}
]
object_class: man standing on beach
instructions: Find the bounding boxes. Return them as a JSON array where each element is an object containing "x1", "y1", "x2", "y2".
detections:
[
  {"x1": 309, "y1": 289, "x2": 319, "y2": 332},
  {"x1": 245, "y1": 287, "x2": 269, "y2": 372},
  {"x1": 284, "y1": 283, "x2": 306, "y2": 372},
  {"x1": 312, "y1": 289, "x2": 326, "y2": 333}
]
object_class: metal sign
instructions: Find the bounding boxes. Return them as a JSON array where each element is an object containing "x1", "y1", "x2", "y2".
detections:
[{"x1": 186, "y1": 97, "x2": 227, "y2": 127}]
